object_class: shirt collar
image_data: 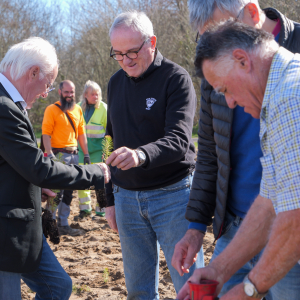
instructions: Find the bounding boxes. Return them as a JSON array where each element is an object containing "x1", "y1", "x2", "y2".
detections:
[
  {"x1": 0, "y1": 73, "x2": 27, "y2": 110},
  {"x1": 261, "y1": 47, "x2": 294, "y2": 111}
]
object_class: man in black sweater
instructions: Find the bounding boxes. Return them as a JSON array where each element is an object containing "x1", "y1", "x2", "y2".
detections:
[{"x1": 105, "y1": 10, "x2": 204, "y2": 300}]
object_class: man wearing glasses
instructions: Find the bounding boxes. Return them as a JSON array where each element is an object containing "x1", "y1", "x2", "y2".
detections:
[
  {"x1": 105, "y1": 10, "x2": 204, "y2": 300},
  {"x1": 173, "y1": 0, "x2": 300, "y2": 299},
  {"x1": 0, "y1": 37, "x2": 110, "y2": 300},
  {"x1": 42, "y1": 80, "x2": 91, "y2": 236}
]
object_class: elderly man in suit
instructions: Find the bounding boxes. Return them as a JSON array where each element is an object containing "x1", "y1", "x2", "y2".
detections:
[{"x1": 0, "y1": 37, "x2": 110, "y2": 300}]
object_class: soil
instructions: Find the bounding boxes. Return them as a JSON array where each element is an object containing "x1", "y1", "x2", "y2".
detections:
[{"x1": 21, "y1": 191, "x2": 215, "y2": 300}]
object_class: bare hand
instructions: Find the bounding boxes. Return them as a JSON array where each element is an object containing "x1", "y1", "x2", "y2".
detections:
[
  {"x1": 220, "y1": 283, "x2": 251, "y2": 300},
  {"x1": 41, "y1": 188, "x2": 56, "y2": 202},
  {"x1": 172, "y1": 229, "x2": 204, "y2": 276},
  {"x1": 177, "y1": 265, "x2": 224, "y2": 300},
  {"x1": 105, "y1": 206, "x2": 118, "y2": 233},
  {"x1": 96, "y1": 163, "x2": 111, "y2": 184},
  {"x1": 106, "y1": 147, "x2": 139, "y2": 170}
]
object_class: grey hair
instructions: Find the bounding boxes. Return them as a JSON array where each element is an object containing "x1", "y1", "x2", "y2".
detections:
[
  {"x1": 0, "y1": 37, "x2": 58, "y2": 81},
  {"x1": 188, "y1": 0, "x2": 260, "y2": 31},
  {"x1": 80, "y1": 80, "x2": 102, "y2": 111},
  {"x1": 109, "y1": 10, "x2": 154, "y2": 40},
  {"x1": 194, "y1": 19, "x2": 279, "y2": 78}
]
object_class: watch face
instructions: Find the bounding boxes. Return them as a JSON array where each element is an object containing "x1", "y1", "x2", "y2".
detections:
[{"x1": 244, "y1": 283, "x2": 254, "y2": 296}]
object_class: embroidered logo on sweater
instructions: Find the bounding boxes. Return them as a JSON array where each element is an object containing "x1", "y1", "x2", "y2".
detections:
[{"x1": 146, "y1": 98, "x2": 156, "y2": 110}]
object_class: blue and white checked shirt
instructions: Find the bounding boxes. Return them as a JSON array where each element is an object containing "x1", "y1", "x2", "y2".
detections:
[{"x1": 260, "y1": 47, "x2": 300, "y2": 214}]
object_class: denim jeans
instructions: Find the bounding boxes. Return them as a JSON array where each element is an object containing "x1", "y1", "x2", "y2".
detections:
[
  {"x1": 211, "y1": 210, "x2": 300, "y2": 299},
  {"x1": 113, "y1": 175, "x2": 204, "y2": 300},
  {"x1": 0, "y1": 235, "x2": 72, "y2": 300}
]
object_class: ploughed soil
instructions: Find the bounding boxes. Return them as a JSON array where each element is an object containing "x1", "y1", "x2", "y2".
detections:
[{"x1": 21, "y1": 191, "x2": 215, "y2": 300}]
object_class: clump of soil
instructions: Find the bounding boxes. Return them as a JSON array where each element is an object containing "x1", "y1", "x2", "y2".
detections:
[
  {"x1": 42, "y1": 208, "x2": 60, "y2": 245},
  {"x1": 96, "y1": 189, "x2": 107, "y2": 210}
]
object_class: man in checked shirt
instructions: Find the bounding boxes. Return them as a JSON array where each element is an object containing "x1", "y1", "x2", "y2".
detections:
[{"x1": 178, "y1": 20, "x2": 300, "y2": 300}]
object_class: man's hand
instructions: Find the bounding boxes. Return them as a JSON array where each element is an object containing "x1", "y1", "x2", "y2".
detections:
[
  {"x1": 84, "y1": 154, "x2": 91, "y2": 165},
  {"x1": 41, "y1": 188, "x2": 56, "y2": 202},
  {"x1": 96, "y1": 163, "x2": 111, "y2": 184},
  {"x1": 220, "y1": 283, "x2": 251, "y2": 300},
  {"x1": 172, "y1": 229, "x2": 204, "y2": 276},
  {"x1": 106, "y1": 206, "x2": 118, "y2": 233},
  {"x1": 177, "y1": 265, "x2": 225, "y2": 300},
  {"x1": 106, "y1": 147, "x2": 139, "y2": 170}
]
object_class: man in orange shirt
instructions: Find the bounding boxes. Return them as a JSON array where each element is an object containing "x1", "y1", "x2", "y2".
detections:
[{"x1": 42, "y1": 80, "x2": 90, "y2": 236}]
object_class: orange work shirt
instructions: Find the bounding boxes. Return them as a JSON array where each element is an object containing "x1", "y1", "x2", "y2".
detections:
[{"x1": 42, "y1": 101, "x2": 85, "y2": 148}]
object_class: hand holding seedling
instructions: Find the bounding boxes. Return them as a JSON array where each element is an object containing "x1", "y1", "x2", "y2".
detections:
[
  {"x1": 41, "y1": 188, "x2": 56, "y2": 202},
  {"x1": 106, "y1": 147, "x2": 139, "y2": 170}
]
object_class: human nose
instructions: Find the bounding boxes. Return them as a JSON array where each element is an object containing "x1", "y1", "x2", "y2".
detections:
[
  {"x1": 225, "y1": 96, "x2": 237, "y2": 109},
  {"x1": 122, "y1": 55, "x2": 133, "y2": 65}
]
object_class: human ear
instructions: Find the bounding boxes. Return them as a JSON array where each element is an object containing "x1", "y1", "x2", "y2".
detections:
[
  {"x1": 150, "y1": 36, "x2": 157, "y2": 49},
  {"x1": 243, "y1": 3, "x2": 260, "y2": 26},
  {"x1": 29, "y1": 66, "x2": 40, "y2": 81},
  {"x1": 232, "y1": 49, "x2": 251, "y2": 72}
]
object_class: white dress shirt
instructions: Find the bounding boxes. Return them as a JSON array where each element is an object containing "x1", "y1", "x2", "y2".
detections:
[{"x1": 0, "y1": 73, "x2": 27, "y2": 113}]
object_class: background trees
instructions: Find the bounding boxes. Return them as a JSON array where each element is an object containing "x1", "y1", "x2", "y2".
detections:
[{"x1": 0, "y1": 0, "x2": 299, "y2": 132}]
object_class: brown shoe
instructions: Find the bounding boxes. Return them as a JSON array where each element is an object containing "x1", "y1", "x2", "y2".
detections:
[{"x1": 58, "y1": 225, "x2": 82, "y2": 236}]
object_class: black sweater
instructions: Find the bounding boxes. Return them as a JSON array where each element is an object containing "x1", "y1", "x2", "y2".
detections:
[{"x1": 106, "y1": 50, "x2": 196, "y2": 206}]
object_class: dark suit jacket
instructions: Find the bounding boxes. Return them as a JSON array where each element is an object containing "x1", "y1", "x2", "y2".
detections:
[{"x1": 0, "y1": 83, "x2": 104, "y2": 273}]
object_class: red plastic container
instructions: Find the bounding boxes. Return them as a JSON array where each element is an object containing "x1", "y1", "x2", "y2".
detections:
[{"x1": 188, "y1": 279, "x2": 219, "y2": 300}]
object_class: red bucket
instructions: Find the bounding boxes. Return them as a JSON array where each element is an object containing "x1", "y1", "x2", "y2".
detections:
[{"x1": 188, "y1": 279, "x2": 219, "y2": 300}]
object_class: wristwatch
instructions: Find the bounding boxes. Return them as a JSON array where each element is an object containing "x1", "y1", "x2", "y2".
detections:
[
  {"x1": 134, "y1": 149, "x2": 146, "y2": 167},
  {"x1": 243, "y1": 274, "x2": 268, "y2": 299}
]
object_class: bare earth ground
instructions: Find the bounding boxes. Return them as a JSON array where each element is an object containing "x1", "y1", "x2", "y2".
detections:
[{"x1": 21, "y1": 191, "x2": 215, "y2": 300}]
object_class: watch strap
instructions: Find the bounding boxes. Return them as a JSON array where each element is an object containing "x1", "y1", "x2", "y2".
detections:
[{"x1": 243, "y1": 274, "x2": 268, "y2": 299}]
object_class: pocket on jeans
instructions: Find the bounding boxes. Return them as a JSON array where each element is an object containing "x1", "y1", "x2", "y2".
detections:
[{"x1": 221, "y1": 211, "x2": 235, "y2": 236}]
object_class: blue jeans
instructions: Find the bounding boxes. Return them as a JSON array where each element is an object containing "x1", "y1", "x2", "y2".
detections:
[
  {"x1": 114, "y1": 175, "x2": 204, "y2": 300},
  {"x1": 0, "y1": 235, "x2": 72, "y2": 300},
  {"x1": 211, "y1": 210, "x2": 300, "y2": 299}
]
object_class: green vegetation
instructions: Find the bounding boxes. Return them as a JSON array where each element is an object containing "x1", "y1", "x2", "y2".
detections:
[
  {"x1": 103, "y1": 267, "x2": 109, "y2": 283},
  {"x1": 72, "y1": 284, "x2": 90, "y2": 295},
  {"x1": 102, "y1": 135, "x2": 114, "y2": 162}
]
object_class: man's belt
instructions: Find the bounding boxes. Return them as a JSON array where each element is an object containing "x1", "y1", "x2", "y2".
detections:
[{"x1": 52, "y1": 147, "x2": 78, "y2": 155}]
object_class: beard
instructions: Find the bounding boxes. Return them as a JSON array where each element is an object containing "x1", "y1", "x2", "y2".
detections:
[{"x1": 60, "y1": 94, "x2": 75, "y2": 111}]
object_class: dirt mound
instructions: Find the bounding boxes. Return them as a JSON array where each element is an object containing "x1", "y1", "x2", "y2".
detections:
[{"x1": 21, "y1": 190, "x2": 215, "y2": 299}]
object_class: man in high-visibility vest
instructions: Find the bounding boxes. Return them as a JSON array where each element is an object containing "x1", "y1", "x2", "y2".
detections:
[{"x1": 74, "y1": 80, "x2": 107, "y2": 221}]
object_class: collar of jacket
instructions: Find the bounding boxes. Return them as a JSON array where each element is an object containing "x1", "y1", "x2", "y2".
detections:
[
  {"x1": 264, "y1": 7, "x2": 295, "y2": 48},
  {"x1": 125, "y1": 48, "x2": 163, "y2": 83}
]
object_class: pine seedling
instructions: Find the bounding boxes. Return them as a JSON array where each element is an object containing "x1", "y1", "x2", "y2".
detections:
[{"x1": 101, "y1": 135, "x2": 114, "y2": 163}]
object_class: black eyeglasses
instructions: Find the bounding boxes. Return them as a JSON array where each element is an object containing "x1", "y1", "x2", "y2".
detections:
[
  {"x1": 110, "y1": 39, "x2": 148, "y2": 61},
  {"x1": 195, "y1": 5, "x2": 245, "y2": 44}
]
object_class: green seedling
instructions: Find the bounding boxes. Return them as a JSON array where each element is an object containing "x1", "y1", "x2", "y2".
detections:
[
  {"x1": 72, "y1": 284, "x2": 90, "y2": 295},
  {"x1": 103, "y1": 267, "x2": 110, "y2": 283},
  {"x1": 102, "y1": 135, "x2": 114, "y2": 163}
]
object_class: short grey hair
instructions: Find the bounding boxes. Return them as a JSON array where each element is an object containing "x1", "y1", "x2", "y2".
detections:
[
  {"x1": 188, "y1": 0, "x2": 260, "y2": 31},
  {"x1": 80, "y1": 80, "x2": 102, "y2": 111},
  {"x1": 0, "y1": 37, "x2": 58, "y2": 81},
  {"x1": 109, "y1": 10, "x2": 154, "y2": 40},
  {"x1": 194, "y1": 19, "x2": 279, "y2": 78}
]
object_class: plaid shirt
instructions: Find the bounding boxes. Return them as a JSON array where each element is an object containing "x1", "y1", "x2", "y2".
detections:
[{"x1": 260, "y1": 47, "x2": 300, "y2": 214}]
